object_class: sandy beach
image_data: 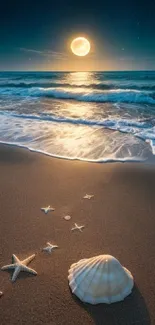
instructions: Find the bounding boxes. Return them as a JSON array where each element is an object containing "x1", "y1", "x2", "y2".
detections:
[{"x1": 0, "y1": 143, "x2": 154, "y2": 325}]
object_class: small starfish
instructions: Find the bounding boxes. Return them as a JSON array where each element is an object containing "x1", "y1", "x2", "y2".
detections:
[
  {"x1": 1, "y1": 254, "x2": 37, "y2": 282},
  {"x1": 42, "y1": 242, "x2": 59, "y2": 254},
  {"x1": 83, "y1": 194, "x2": 94, "y2": 200},
  {"x1": 41, "y1": 205, "x2": 55, "y2": 214},
  {"x1": 71, "y1": 223, "x2": 85, "y2": 232}
]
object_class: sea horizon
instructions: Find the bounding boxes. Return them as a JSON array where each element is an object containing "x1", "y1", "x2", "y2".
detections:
[{"x1": 1, "y1": 70, "x2": 155, "y2": 73}]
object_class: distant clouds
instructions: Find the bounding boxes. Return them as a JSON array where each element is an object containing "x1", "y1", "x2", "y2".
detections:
[{"x1": 19, "y1": 47, "x2": 68, "y2": 60}]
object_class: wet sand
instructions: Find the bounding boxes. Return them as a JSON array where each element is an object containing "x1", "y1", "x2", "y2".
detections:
[{"x1": 0, "y1": 144, "x2": 154, "y2": 325}]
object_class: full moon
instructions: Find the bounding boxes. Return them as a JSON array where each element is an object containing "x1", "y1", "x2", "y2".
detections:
[{"x1": 71, "y1": 37, "x2": 90, "y2": 56}]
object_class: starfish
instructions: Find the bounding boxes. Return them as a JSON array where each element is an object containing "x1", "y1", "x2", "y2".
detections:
[
  {"x1": 42, "y1": 242, "x2": 59, "y2": 254},
  {"x1": 71, "y1": 223, "x2": 85, "y2": 232},
  {"x1": 83, "y1": 194, "x2": 94, "y2": 200},
  {"x1": 41, "y1": 205, "x2": 55, "y2": 214},
  {"x1": 1, "y1": 254, "x2": 37, "y2": 282}
]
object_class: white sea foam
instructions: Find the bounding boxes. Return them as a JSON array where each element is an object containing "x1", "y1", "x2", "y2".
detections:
[
  {"x1": 0, "y1": 110, "x2": 151, "y2": 130},
  {"x1": 0, "y1": 112, "x2": 152, "y2": 163}
]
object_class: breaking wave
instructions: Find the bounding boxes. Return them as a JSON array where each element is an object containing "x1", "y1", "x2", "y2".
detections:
[
  {"x1": 29, "y1": 88, "x2": 155, "y2": 104},
  {"x1": 1, "y1": 87, "x2": 155, "y2": 104},
  {"x1": 0, "y1": 82, "x2": 155, "y2": 91}
]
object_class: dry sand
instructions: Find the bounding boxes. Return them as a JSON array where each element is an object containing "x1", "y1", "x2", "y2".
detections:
[{"x1": 0, "y1": 144, "x2": 154, "y2": 325}]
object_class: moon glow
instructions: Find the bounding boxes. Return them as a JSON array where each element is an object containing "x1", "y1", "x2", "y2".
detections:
[{"x1": 71, "y1": 37, "x2": 90, "y2": 56}]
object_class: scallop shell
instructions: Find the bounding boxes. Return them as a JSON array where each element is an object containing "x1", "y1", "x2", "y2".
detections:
[{"x1": 68, "y1": 254, "x2": 134, "y2": 304}]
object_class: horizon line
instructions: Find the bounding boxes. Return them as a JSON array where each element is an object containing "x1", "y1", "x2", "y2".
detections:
[{"x1": 0, "y1": 69, "x2": 155, "y2": 73}]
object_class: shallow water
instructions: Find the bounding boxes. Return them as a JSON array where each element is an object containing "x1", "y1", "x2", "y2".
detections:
[{"x1": 0, "y1": 71, "x2": 155, "y2": 162}]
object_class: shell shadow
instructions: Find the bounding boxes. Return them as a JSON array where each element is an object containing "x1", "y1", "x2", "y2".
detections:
[{"x1": 72, "y1": 285, "x2": 150, "y2": 325}]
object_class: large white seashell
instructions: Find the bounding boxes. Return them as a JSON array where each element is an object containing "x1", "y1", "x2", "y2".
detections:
[{"x1": 68, "y1": 254, "x2": 134, "y2": 304}]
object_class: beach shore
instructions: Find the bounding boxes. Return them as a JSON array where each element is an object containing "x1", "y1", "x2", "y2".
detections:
[{"x1": 0, "y1": 144, "x2": 154, "y2": 325}]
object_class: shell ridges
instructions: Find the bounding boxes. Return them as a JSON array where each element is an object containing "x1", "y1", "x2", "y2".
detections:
[{"x1": 68, "y1": 254, "x2": 134, "y2": 304}]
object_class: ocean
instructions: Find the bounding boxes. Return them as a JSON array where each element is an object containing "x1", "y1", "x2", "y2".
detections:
[{"x1": 0, "y1": 70, "x2": 155, "y2": 162}]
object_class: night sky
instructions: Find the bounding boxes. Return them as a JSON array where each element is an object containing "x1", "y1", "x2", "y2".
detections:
[{"x1": 0, "y1": 0, "x2": 155, "y2": 71}]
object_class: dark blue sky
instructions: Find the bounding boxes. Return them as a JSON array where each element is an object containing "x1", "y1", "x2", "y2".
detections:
[{"x1": 0, "y1": 0, "x2": 155, "y2": 70}]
